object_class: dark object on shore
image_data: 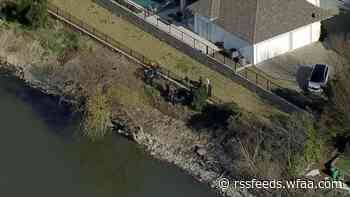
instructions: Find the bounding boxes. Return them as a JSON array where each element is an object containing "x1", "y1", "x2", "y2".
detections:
[
  {"x1": 214, "y1": 41, "x2": 224, "y2": 49},
  {"x1": 143, "y1": 67, "x2": 160, "y2": 85},
  {"x1": 166, "y1": 84, "x2": 192, "y2": 105}
]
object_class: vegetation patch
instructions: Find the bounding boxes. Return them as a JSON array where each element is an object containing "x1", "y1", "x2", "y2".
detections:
[
  {"x1": 286, "y1": 113, "x2": 322, "y2": 176},
  {"x1": 48, "y1": 0, "x2": 284, "y2": 116},
  {"x1": 190, "y1": 85, "x2": 208, "y2": 111},
  {"x1": 0, "y1": 0, "x2": 48, "y2": 29},
  {"x1": 37, "y1": 24, "x2": 79, "y2": 60},
  {"x1": 107, "y1": 83, "x2": 151, "y2": 111},
  {"x1": 83, "y1": 87, "x2": 112, "y2": 141}
]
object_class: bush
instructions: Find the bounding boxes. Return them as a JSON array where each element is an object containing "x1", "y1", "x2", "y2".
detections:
[
  {"x1": 286, "y1": 113, "x2": 322, "y2": 176},
  {"x1": 83, "y1": 88, "x2": 111, "y2": 141},
  {"x1": 187, "y1": 102, "x2": 241, "y2": 129},
  {"x1": 1, "y1": 0, "x2": 47, "y2": 29},
  {"x1": 19, "y1": 0, "x2": 47, "y2": 29},
  {"x1": 39, "y1": 28, "x2": 79, "y2": 57},
  {"x1": 191, "y1": 85, "x2": 208, "y2": 111},
  {"x1": 319, "y1": 67, "x2": 350, "y2": 140}
]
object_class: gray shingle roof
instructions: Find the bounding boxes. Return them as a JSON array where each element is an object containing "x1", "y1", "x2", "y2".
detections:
[{"x1": 191, "y1": 0, "x2": 334, "y2": 44}]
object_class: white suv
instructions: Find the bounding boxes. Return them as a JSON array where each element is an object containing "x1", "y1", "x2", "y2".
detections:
[{"x1": 308, "y1": 64, "x2": 329, "y2": 93}]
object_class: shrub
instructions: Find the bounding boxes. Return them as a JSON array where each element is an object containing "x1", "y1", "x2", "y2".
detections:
[
  {"x1": 39, "y1": 28, "x2": 79, "y2": 57},
  {"x1": 191, "y1": 85, "x2": 208, "y2": 111},
  {"x1": 18, "y1": 0, "x2": 47, "y2": 29},
  {"x1": 1, "y1": 0, "x2": 47, "y2": 29},
  {"x1": 83, "y1": 88, "x2": 111, "y2": 141},
  {"x1": 286, "y1": 113, "x2": 322, "y2": 176},
  {"x1": 319, "y1": 67, "x2": 350, "y2": 141},
  {"x1": 187, "y1": 102, "x2": 241, "y2": 129}
]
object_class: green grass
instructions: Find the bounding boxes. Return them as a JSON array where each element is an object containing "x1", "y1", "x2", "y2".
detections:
[
  {"x1": 48, "y1": 0, "x2": 285, "y2": 116},
  {"x1": 107, "y1": 83, "x2": 152, "y2": 111},
  {"x1": 1, "y1": 17, "x2": 80, "y2": 58},
  {"x1": 244, "y1": 66, "x2": 300, "y2": 91},
  {"x1": 36, "y1": 26, "x2": 79, "y2": 56},
  {"x1": 337, "y1": 156, "x2": 350, "y2": 175}
]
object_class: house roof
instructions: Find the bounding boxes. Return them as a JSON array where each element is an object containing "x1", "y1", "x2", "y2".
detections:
[{"x1": 191, "y1": 0, "x2": 335, "y2": 44}]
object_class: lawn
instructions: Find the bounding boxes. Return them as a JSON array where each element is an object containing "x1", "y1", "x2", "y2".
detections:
[
  {"x1": 48, "y1": 0, "x2": 284, "y2": 116},
  {"x1": 337, "y1": 156, "x2": 350, "y2": 175},
  {"x1": 244, "y1": 66, "x2": 300, "y2": 91}
]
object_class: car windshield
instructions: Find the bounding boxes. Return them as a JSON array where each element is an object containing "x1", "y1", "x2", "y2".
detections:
[{"x1": 311, "y1": 64, "x2": 326, "y2": 83}]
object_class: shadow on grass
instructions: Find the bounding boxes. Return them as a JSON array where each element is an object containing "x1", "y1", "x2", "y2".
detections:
[
  {"x1": 322, "y1": 9, "x2": 350, "y2": 54},
  {"x1": 296, "y1": 65, "x2": 313, "y2": 90},
  {"x1": 187, "y1": 103, "x2": 240, "y2": 131},
  {"x1": 273, "y1": 88, "x2": 327, "y2": 114},
  {"x1": 334, "y1": 135, "x2": 350, "y2": 153}
]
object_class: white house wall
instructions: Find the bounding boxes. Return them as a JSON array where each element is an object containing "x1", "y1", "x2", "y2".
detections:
[
  {"x1": 292, "y1": 25, "x2": 312, "y2": 50},
  {"x1": 194, "y1": 14, "x2": 254, "y2": 63},
  {"x1": 311, "y1": 21, "x2": 321, "y2": 42},
  {"x1": 254, "y1": 21, "x2": 321, "y2": 64},
  {"x1": 254, "y1": 33, "x2": 290, "y2": 64},
  {"x1": 306, "y1": 0, "x2": 320, "y2": 7}
]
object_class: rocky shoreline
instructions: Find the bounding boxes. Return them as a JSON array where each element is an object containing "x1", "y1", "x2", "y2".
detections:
[
  {"x1": 0, "y1": 58, "x2": 77, "y2": 105},
  {"x1": 0, "y1": 54, "x2": 252, "y2": 197},
  {"x1": 0, "y1": 17, "x2": 252, "y2": 195}
]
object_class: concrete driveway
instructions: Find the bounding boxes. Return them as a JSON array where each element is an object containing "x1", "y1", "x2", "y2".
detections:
[{"x1": 256, "y1": 42, "x2": 348, "y2": 91}]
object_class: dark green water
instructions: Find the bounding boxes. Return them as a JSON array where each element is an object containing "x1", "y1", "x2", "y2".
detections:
[{"x1": 0, "y1": 75, "x2": 218, "y2": 197}]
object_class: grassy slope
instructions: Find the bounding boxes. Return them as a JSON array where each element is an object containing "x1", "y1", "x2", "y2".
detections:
[
  {"x1": 48, "y1": 0, "x2": 285, "y2": 117},
  {"x1": 246, "y1": 66, "x2": 300, "y2": 91}
]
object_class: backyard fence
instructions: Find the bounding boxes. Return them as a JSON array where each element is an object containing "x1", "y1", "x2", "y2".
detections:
[
  {"x1": 239, "y1": 68, "x2": 282, "y2": 92},
  {"x1": 148, "y1": 14, "x2": 246, "y2": 71},
  {"x1": 47, "y1": 3, "x2": 223, "y2": 104},
  {"x1": 47, "y1": 1, "x2": 303, "y2": 113},
  {"x1": 138, "y1": 3, "x2": 245, "y2": 70},
  {"x1": 98, "y1": 0, "x2": 283, "y2": 93}
]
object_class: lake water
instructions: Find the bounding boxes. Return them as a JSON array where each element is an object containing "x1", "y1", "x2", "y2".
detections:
[
  {"x1": 0, "y1": 1, "x2": 346, "y2": 196},
  {"x1": 0, "y1": 74, "x2": 218, "y2": 197}
]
